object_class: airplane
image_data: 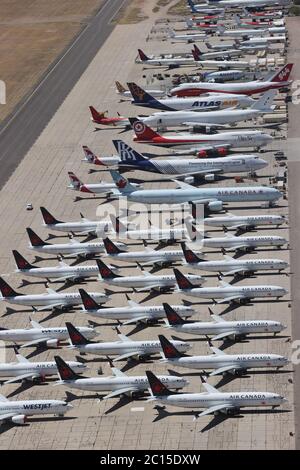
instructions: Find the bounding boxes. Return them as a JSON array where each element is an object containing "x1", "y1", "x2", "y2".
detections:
[
  {"x1": 138, "y1": 47, "x2": 250, "y2": 70},
  {"x1": 140, "y1": 90, "x2": 276, "y2": 129},
  {"x1": 0, "y1": 318, "x2": 96, "y2": 349},
  {"x1": 89, "y1": 106, "x2": 129, "y2": 127},
  {"x1": 109, "y1": 170, "x2": 281, "y2": 212},
  {"x1": 54, "y1": 356, "x2": 188, "y2": 398},
  {"x1": 0, "y1": 393, "x2": 73, "y2": 425},
  {"x1": 79, "y1": 288, "x2": 195, "y2": 325},
  {"x1": 216, "y1": 24, "x2": 286, "y2": 38},
  {"x1": 67, "y1": 171, "x2": 139, "y2": 196},
  {"x1": 181, "y1": 242, "x2": 288, "y2": 275},
  {"x1": 109, "y1": 213, "x2": 195, "y2": 243},
  {"x1": 40, "y1": 207, "x2": 112, "y2": 236},
  {"x1": 158, "y1": 334, "x2": 288, "y2": 375},
  {"x1": 202, "y1": 0, "x2": 291, "y2": 9},
  {"x1": 96, "y1": 259, "x2": 205, "y2": 292},
  {"x1": 127, "y1": 82, "x2": 255, "y2": 111},
  {"x1": 170, "y1": 63, "x2": 293, "y2": 96},
  {"x1": 187, "y1": 0, "x2": 225, "y2": 15},
  {"x1": 82, "y1": 145, "x2": 120, "y2": 167},
  {"x1": 166, "y1": 30, "x2": 207, "y2": 44},
  {"x1": 173, "y1": 268, "x2": 288, "y2": 303},
  {"x1": 0, "y1": 276, "x2": 109, "y2": 312},
  {"x1": 26, "y1": 227, "x2": 127, "y2": 259},
  {"x1": 103, "y1": 237, "x2": 184, "y2": 267},
  {"x1": 188, "y1": 232, "x2": 288, "y2": 251},
  {"x1": 145, "y1": 370, "x2": 287, "y2": 418},
  {"x1": 201, "y1": 69, "x2": 247, "y2": 82},
  {"x1": 129, "y1": 118, "x2": 273, "y2": 151},
  {"x1": 0, "y1": 349, "x2": 86, "y2": 385},
  {"x1": 115, "y1": 80, "x2": 165, "y2": 98},
  {"x1": 12, "y1": 250, "x2": 118, "y2": 283},
  {"x1": 116, "y1": 140, "x2": 268, "y2": 180},
  {"x1": 66, "y1": 322, "x2": 190, "y2": 361},
  {"x1": 233, "y1": 13, "x2": 284, "y2": 28},
  {"x1": 202, "y1": 212, "x2": 286, "y2": 231},
  {"x1": 237, "y1": 36, "x2": 287, "y2": 47},
  {"x1": 162, "y1": 303, "x2": 286, "y2": 341}
]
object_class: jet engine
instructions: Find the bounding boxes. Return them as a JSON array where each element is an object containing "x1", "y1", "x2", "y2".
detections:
[
  {"x1": 46, "y1": 339, "x2": 60, "y2": 347},
  {"x1": 11, "y1": 414, "x2": 27, "y2": 425},
  {"x1": 207, "y1": 200, "x2": 223, "y2": 212}
]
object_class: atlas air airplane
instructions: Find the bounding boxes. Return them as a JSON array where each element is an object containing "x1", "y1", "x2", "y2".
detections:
[
  {"x1": 54, "y1": 356, "x2": 187, "y2": 398},
  {"x1": 0, "y1": 276, "x2": 109, "y2": 311},
  {"x1": 170, "y1": 63, "x2": 293, "y2": 97},
  {"x1": 79, "y1": 288, "x2": 195, "y2": 325},
  {"x1": 66, "y1": 322, "x2": 190, "y2": 362},
  {"x1": 109, "y1": 169, "x2": 281, "y2": 211},
  {"x1": 115, "y1": 80, "x2": 165, "y2": 98},
  {"x1": 162, "y1": 303, "x2": 286, "y2": 341},
  {"x1": 158, "y1": 334, "x2": 288, "y2": 375}
]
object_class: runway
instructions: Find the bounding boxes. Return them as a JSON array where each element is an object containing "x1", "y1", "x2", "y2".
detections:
[{"x1": 0, "y1": 0, "x2": 126, "y2": 189}]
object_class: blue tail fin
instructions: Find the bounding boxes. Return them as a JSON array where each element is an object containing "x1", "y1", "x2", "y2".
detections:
[{"x1": 112, "y1": 140, "x2": 147, "y2": 163}]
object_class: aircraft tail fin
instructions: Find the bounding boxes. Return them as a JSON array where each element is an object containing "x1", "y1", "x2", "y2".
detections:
[
  {"x1": 40, "y1": 207, "x2": 62, "y2": 225},
  {"x1": 113, "y1": 139, "x2": 147, "y2": 163},
  {"x1": 251, "y1": 89, "x2": 276, "y2": 111},
  {"x1": 12, "y1": 250, "x2": 35, "y2": 271},
  {"x1": 26, "y1": 228, "x2": 49, "y2": 247},
  {"x1": 0, "y1": 277, "x2": 21, "y2": 298},
  {"x1": 146, "y1": 370, "x2": 176, "y2": 396},
  {"x1": 109, "y1": 170, "x2": 137, "y2": 194},
  {"x1": 115, "y1": 81, "x2": 127, "y2": 94},
  {"x1": 163, "y1": 303, "x2": 185, "y2": 326},
  {"x1": 109, "y1": 214, "x2": 127, "y2": 234},
  {"x1": 54, "y1": 356, "x2": 81, "y2": 381},
  {"x1": 129, "y1": 118, "x2": 162, "y2": 142},
  {"x1": 96, "y1": 259, "x2": 121, "y2": 280},
  {"x1": 89, "y1": 106, "x2": 106, "y2": 124},
  {"x1": 79, "y1": 289, "x2": 101, "y2": 311},
  {"x1": 138, "y1": 49, "x2": 150, "y2": 61},
  {"x1": 181, "y1": 242, "x2": 205, "y2": 264},
  {"x1": 127, "y1": 82, "x2": 156, "y2": 105},
  {"x1": 270, "y1": 63, "x2": 293, "y2": 83},
  {"x1": 82, "y1": 145, "x2": 102, "y2": 165},
  {"x1": 173, "y1": 268, "x2": 194, "y2": 291},
  {"x1": 103, "y1": 237, "x2": 126, "y2": 255},
  {"x1": 66, "y1": 322, "x2": 90, "y2": 346}
]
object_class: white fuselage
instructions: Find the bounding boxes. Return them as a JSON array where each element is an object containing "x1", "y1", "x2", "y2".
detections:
[
  {"x1": 137, "y1": 94, "x2": 255, "y2": 111},
  {"x1": 43, "y1": 221, "x2": 112, "y2": 235},
  {"x1": 0, "y1": 361, "x2": 86, "y2": 379},
  {"x1": 16, "y1": 263, "x2": 101, "y2": 280},
  {"x1": 73, "y1": 339, "x2": 190, "y2": 357},
  {"x1": 82, "y1": 303, "x2": 194, "y2": 321},
  {"x1": 0, "y1": 327, "x2": 95, "y2": 344},
  {"x1": 167, "y1": 319, "x2": 285, "y2": 337},
  {"x1": 171, "y1": 80, "x2": 290, "y2": 97},
  {"x1": 57, "y1": 375, "x2": 186, "y2": 393},
  {"x1": 0, "y1": 400, "x2": 72, "y2": 421},
  {"x1": 0, "y1": 291, "x2": 108, "y2": 308},
  {"x1": 201, "y1": 235, "x2": 287, "y2": 250},
  {"x1": 104, "y1": 249, "x2": 183, "y2": 265},
  {"x1": 204, "y1": 214, "x2": 285, "y2": 229},
  {"x1": 99, "y1": 273, "x2": 204, "y2": 289},
  {"x1": 187, "y1": 258, "x2": 288, "y2": 273},
  {"x1": 113, "y1": 227, "x2": 191, "y2": 241},
  {"x1": 29, "y1": 240, "x2": 126, "y2": 257},
  {"x1": 179, "y1": 284, "x2": 287, "y2": 300},
  {"x1": 163, "y1": 353, "x2": 287, "y2": 371}
]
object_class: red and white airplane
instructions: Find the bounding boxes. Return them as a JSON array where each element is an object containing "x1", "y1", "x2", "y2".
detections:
[
  {"x1": 170, "y1": 63, "x2": 293, "y2": 97},
  {"x1": 82, "y1": 145, "x2": 120, "y2": 167},
  {"x1": 129, "y1": 118, "x2": 272, "y2": 151},
  {"x1": 89, "y1": 106, "x2": 129, "y2": 127},
  {"x1": 67, "y1": 172, "x2": 139, "y2": 196}
]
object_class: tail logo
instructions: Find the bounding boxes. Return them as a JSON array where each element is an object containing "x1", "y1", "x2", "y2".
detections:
[
  {"x1": 153, "y1": 383, "x2": 164, "y2": 393},
  {"x1": 101, "y1": 267, "x2": 112, "y2": 277},
  {"x1": 116, "y1": 177, "x2": 127, "y2": 189},
  {"x1": 85, "y1": 298, "x2": 96, "y2": 309},
  {"x1": 71, "y1": 332, "x2": 82, "y2": 343},
  {"x1": 31, "y1": 234, "x2": 42, "y2": 246},
  {"x1": 1, "y1": 286, "x2": 12, "y2": 297},
  {"x1": 164, "y1": 345, "x2": 175, "y2": 355},
  {"x1": 60, "y1": 366, "x2": 73, "y2": 379},
  {"x1": 168, "y1": 313, "x2": 179, "y2": 322},
  {"x1": 179, "y1": 278, "x2": 190, "y2": 289},
  {"x1": 185, "y1": 251, "x2": 195, "y2": 263},
  {"x1": 133, "y1": 121, "x2": 146, "y2": 135},
  {"x1": 18, "y1": 259, "x2": 28, "y2": 269},
  {"x1": 131, "y1": 84, "x2": 145, "y2": 101}
]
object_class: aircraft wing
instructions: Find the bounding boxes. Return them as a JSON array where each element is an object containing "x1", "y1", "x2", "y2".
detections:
[
  {"x1": 223, "y1": 268, "x2": 245, "y2": 276},
  {"x1": 229, "y1": 244, "x2": 249, "y2": 251},
  {"x1": 197, "y1": 403, "x2": 234, "y2": 418},
  {"x1": 55, "y1": 274, "x2": 83, "y2": 282},
  {"x1": 112, "y1": 351, "x2": 145, "y2": 362},
  {"x1": 35, "y1": 303, "x2": 65, "y2": 312},
  {"x1": 19, "y1": 337, "x2": 52, "y2": 348},
  {"x1": 0, "y1": 413, "x2": 17, "y2": 422},
  {"x1": 177, "y1": 169, "x2": 223, "y2": 179},
  {"x1": 122, "y1": 316, "x2": 151, "y2": 325},
  {"x1": 3, "y1": 373, "x2": 41, "y2": 385},
  {"x1": 209, "y1": 365, "x2": 237, "y2": 376},
  {"x1": 134, "y1": 284, "x2": 163, "y2": 292},
  {"x1": 211, "y1": 330, "x2": 238, "y2": 341},
  {"x1": 182, "y1": 122, "x2": 227, "y2": 128},
  {"x1": 216, "y1": 295, "x2": 247, "y2": 304},
  {"x1": 102, "y1": 387, "x2": 140, "y2": 400}
]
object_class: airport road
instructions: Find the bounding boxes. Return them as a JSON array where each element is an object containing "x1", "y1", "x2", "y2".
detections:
[
  {"x1": 0, "y1": 0, "x2": 127, "y2": 189},
  {"x1": 0, "y1": 1, "x2": 294, "y2": 449},
  {"x1": 287, "y1": 16, "x2": 300, "y2": 451}
]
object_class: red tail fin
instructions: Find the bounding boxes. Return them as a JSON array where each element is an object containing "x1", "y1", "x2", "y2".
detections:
[
  {"x1": 138, "y1": 49, "x2": 149, "y2": 61},
  {"x1": 89, "y1": 106, "x2": 105, "y2": 123},
  {"x1": 270, "y1": 63, "x2": 293, "y2": 83},
  {"x1": 12, "y1": 251, "x2": 34, "y2": 270},
  {"x1": 103, "y1": 238, "x2": 125, "y2": 255},
  {"x1": 68, "y1": 172, "x2": 82, "y2": 190},
  {"x1": 96, "y1": 260, "x2": 120, "y2": 279},
  {"x1": 54, "y1": 356, "x2": 81, "y2": 381},
  {"x1": 129, "y1": 118, "x2": 161, "y2": 141},
  {"x1": 146, "y1": 370, "x2": 175, "y2": 396},
  {"x1": 26, "y1": 228, "x2": 49, "y2": 247},
  {"x1": 40, "y1": 207, "x2": 61, "y2": 225},
  {"x1": 66, "y1": 323, "x2": 89, "y2": 346}
]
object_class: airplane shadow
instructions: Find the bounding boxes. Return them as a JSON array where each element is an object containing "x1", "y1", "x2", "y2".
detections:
[{"x1": 5, "y1": 380, "x2": 49, "y2": 399}]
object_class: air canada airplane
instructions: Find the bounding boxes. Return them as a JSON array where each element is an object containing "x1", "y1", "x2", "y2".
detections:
[
  {"x1": 158, "y1": 334, "x2": 288, "y2": 375},
  {"x1": 0, "y1": 277, "x2": 108, "y2": 311},
  {"x1": 116, "y1": 140, "x2": 267, "y2": 180},
  {"x1": 203, "y1": 212, "x2": 286, "y2": 231},
  {"x1": 66, "y1": 322, "x2": 190, "y2": 362},
  {"x1": 162, "y1": 303, "x2": 286, "y2": 341},
  {"x1": 40, "y1": 207, "x2": 112, "y2": 236},
  {"x1": 79, "y1": 288, "x2": 195, "y2": 325},
  {"x1": 146, "y1": 371, "x2": 287, "y2": 419},
  {"x1": 0, "y1": 394, "x2": 73, "y2": 425},
  {"x1": 0, "y1": 349, "x2": 86, "y2": 385},
  {"x1": 173, "y1": 269, "x2": 288, "y2": 303},
  {"x1": 54, "y1": 356, "x2": 187, "y2": 398},
  {"x1": 109, "y1": 170, "x2": 281, "y2": 212}
]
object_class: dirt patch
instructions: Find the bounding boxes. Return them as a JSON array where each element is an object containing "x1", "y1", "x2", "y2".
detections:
[
  {"x1": 0, "y1": 0, "x2": 104, "y2": 123},
  {"x1": 113, "y1": 0, "x2": 149, "y2": 24},
  {"x1": 168, "y1": 0, "x2": 188, "y2": 15}
]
